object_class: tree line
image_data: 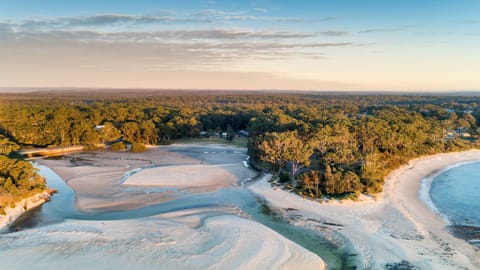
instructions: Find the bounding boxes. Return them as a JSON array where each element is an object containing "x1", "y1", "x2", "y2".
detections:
[
  {"x1": 0, "y1": 135, "x2": 47, "y2": 214},
  {"x1": 249, "y1": 105, "x2": 478, "y2": 197},
  {"x1": 0, "y1": 92, "x2": 479, "y2": 201}
]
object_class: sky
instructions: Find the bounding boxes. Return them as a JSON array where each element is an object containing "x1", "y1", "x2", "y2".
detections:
[{"x1": 0, "y1": 0, "x2": 479, "y2": 91}]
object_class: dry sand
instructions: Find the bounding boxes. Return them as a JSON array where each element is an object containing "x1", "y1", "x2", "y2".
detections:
[
  {"x1": 37, "y1": 145, "x2": 256, "y2": 211},
  {"x1": 249, "y1": 150, "x2": 480, "y2": 270},
  {"x1": 123, "y1": 164, "x2": 241, "y2": 188},
  {"x1": 0, "y1": 213, "x2": 325, "y2": 270}
]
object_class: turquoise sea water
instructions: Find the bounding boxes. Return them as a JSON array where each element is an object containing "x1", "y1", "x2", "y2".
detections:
[{"x1": 430, "y1": 161, "x2": 480, "y2": 245}]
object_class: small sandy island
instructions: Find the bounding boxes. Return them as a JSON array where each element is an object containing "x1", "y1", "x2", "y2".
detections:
[
  {"x1": 249, "y1": 150, "x2": 480, "y2": 269},
  {"x1": 122, "y1": 164, "x2": 242, "y2": 188}
]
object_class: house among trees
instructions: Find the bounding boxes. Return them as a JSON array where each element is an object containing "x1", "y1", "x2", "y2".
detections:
[
  {"x1": 238, "y1": 130, "x2": 249, "y2": 137},
  {"x1": 445, "y1": 131, "x2": 455, "y2": 140}
]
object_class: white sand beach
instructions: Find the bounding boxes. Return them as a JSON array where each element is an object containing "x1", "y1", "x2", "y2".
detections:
[
  {"x1": 249, "y1": 150, "x2": 480, "y2": 269},
  {"x1": 0, "y1": 212, "x2": 325, "y2": 270}
]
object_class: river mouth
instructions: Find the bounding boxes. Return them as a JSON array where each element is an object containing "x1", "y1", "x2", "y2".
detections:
[{"x1": 3, "y1": 145, "x2": 356, "y2": 270}]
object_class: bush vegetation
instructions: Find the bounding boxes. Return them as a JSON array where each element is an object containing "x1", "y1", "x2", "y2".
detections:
[
  {"x1": 0, "y1": 92, "x2": 479, "y2": 199},
  {"x1": 131, "y1": 142, "x2": 147, "y2": 152},
  {"x1": 0, "y1": 135, "x2": 46, "y2": 214},
  {"x1": 110, "y1": 142, "x2": 126, "y2": 151}
]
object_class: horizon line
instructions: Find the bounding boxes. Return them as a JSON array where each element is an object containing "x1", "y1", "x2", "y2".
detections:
[{"x1": 1, "y1": 86, "x2": 480, "y2": 94}]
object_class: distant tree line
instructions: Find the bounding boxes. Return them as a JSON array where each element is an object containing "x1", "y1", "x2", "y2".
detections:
[{"x1": 0, "y1": 101, "x2": 253, "y2": 147}]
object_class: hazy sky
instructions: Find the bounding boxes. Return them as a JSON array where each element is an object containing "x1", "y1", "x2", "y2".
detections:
[{"x1": 0, "y1": 0, "x2": 479, "y2": 91}]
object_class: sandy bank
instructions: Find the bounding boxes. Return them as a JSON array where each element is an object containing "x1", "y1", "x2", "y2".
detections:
[
  {"x1": 123, "y1": 164, "x2": 246, "y2": 188},
  {"x1": 249, "y1": 150, "x2": 480, "y2": 270},
  {"x1": 37, "y1": 144, "x2": 255, "y2": 211},
  {"x1": 0, "y1": 191, "x2": 52, "y2": 233},
  {"x1": 0, "y1": 213, "x2": 325, "y2": 270}
]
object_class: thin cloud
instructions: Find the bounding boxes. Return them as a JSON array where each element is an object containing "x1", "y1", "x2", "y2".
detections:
[
  {"x1": 0, "y1": 22, "x2": 14, "y2": 32},
  {"x1": 114, "y1": 29, "x2": 314, "y2": 40},
  {"x1": 193, "y1": 9, "x2": 244, "y2": 17},
  {"x1": 191, "y1": 9, "x2": 305, "y2": 22},
  {"x1": 161, "y1": 29, "x2": 314, "y2": 39},
  {"x1": 359, "y1": 27, "x2": 404, "y2": 34},
  {"x1": 359, "y1": 25, "x2": 419, "y2": 34},
  {"x1": 319, "y1": 16, "x2": 337, "y2": 21},
  {"x1": 6, "y1": 11, "x2": 312, "y2": 30},
  {"x1": 459, "y1": 19, "x2": 480, "y2": 24},
  {"x1": 318, "y1": 30, "x2": 349, "y2": 36},
  {"x1": 253, "y1": 8, "x2": 268, "y2": 13},
  {"x1": 195, "y1": 41, "x2": 354, "y2": 51},
  {"x1": 1, "y1": 24, "x2": 357, "y2": 46},
  {"x1": 1, "y1": 28, "x2": 315, "y2": 41},
  {"x1": 0, "y1": 11, "x2": 357, "y2": 76},
  {"x1": 0, "y1": 26, "x2": 357, "y2": 70},
  {"x1": 18, "y1": 14, "x2": 212, "y2": 30}
]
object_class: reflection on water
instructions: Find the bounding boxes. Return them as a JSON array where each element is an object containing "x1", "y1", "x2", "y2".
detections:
[
  {"x1": 8, "y1": 205, "x2": 44, "y2": 232},
  {"x1": 8, "y1": 164, "x2": 356, "y2": 270}
]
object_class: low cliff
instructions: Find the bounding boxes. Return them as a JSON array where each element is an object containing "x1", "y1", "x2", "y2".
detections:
[{"x1": 0, "y1": 191, "x2": 54, "y2": 233}]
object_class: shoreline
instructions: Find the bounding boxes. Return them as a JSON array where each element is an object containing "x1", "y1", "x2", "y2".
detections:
[
  {"x1": 249, "y1": 150, "x2": 480, "y2": 269},
  {"x1": 419, "y1": 159, "x2": 480, "y2": 226},
  {"x1": 0, "y1": 190, "x2": 54, "y2": 233}
]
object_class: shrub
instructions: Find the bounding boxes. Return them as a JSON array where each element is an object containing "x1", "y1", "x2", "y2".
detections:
[
  {"x1": 110, "y1": 142, "x2": 126, "y2": 151},
  {"x1": 279, "y1": 171, "x2": 290, "y2": 183},
  {"x1": 83, "y1": 144, "x2": 97, "y2": 151},
  {"x1": 131, "y1": 142, "x2": 147, "y2": 153}
]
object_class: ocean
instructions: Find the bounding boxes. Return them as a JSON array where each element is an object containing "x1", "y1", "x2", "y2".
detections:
[{"x1": 429, "y1": 161, "x2": 480, "y2": 247}]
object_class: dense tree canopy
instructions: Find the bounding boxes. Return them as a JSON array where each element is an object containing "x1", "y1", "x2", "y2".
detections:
[
  {"x1": 0, "y1": 91, "x2": 479, "y2": 200},
  {"x1": 0, "y1": 136, "x2": 46, "y2": 214}
]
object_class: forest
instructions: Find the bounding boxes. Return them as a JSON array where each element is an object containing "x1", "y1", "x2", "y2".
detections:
[
  {"x1": 0, "y1": 91, "x2": 479, "y2": 203},
  {"x1": 0, "y1": 135, "x2": 47, "y2": 214}
]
